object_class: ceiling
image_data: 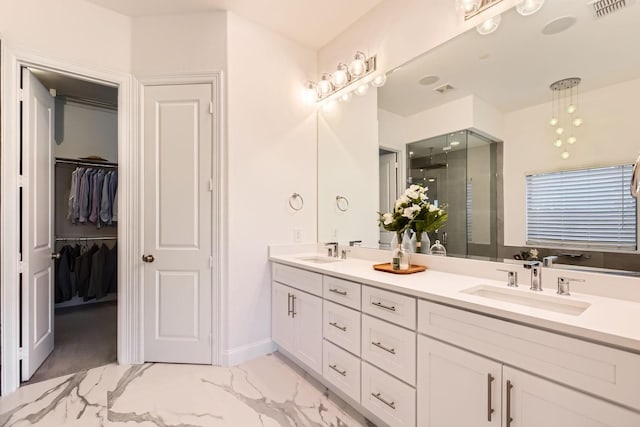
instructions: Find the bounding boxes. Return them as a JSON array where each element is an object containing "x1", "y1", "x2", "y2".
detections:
[
  {"x1": 379, "y1": 1, "x2": 640, "y2": 117},
  {"x1": 30, "y1": 68, "x2": 118, "y2": 106},
  {"x1": 82, "y1": 0, "x2": 384, "y2": 49}
]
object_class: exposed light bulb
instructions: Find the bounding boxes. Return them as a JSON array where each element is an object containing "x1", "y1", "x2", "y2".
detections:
[
  {"x1": 331, "y1": 63, "x2": 350, "y2": 87},
  {"x1": 302, "y1": 81, "x2": 316, "y2": 105},
  {"x1": 355, "y1": 83, "x2": 369, "y2": 96},
  {"x1": 322, "y1": 100, "x2": 337, "y2": 113},
  {"x1": 567, "y1": 136, "x2": 577, "y2": 144},
  {"x1": 371, "y1": 74, "x2": 387, "y2": 87},
  {"x1": 476, "y1": 14, "x2": 502, "y2": 35},
  {"x1": 549, "y1": 117, "x2": 558, "y2": 126},
  {"x1": 456, "y1": 0, "x2": 480, "y2": 13},
  {"x1": 516, "y1": 0, "x2": 545, "y2": 16},
  {"x1": 573, "y1": 117, "x2": 583, "y2": 127},
  {"x1": 339, "y1": 92, "x2": 352, "y2": 103},
  {"x1": 567, "y1": 104, "x2": 576, "y2": 114},
  {"x1": 553, "y1": 138, "x2": 563, "y2": 147},
  {"x1": 561, "y1": 150, "x2": 570, "y2": 160},
  {"x1": 317, "y1": 74, "x2": 333, "y2": 96},
  {"x1": 555, "y1": 127, "x2": 564, "y2": 135},
  {"x1": 348, "y1": 52, "x2": 367, "y2": 77}
]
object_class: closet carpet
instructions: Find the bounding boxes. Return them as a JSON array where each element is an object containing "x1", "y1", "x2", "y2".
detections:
[{"x1": 25, "y1": 301, "x2": 117, "y2": 385}]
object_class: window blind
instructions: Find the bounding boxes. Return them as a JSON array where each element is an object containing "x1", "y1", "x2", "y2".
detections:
[{"x1": 526, "y1": 164, "x2": 637, "y2": 250}]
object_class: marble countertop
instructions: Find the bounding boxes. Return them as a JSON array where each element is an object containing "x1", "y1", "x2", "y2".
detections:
[{"x1": 270, "y1": 252, "x2": 640, "y2": 353}]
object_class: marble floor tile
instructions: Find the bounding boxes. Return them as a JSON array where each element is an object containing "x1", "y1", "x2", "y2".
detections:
[{"x1": 0, "y1": 353, "x2": 369, "y2": 427}]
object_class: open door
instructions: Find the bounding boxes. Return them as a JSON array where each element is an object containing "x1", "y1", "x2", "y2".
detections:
[{"x1": 20, "y1": 68, "x2": 56, "y2": 381}]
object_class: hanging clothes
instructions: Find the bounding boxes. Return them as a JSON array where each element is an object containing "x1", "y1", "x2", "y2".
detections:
[
  {"x1": 55, "y1": 243, "x2": 117, "y2": 303},
  {"x1": 66, "y1": 166, "x2": 117, "y2": 227}
]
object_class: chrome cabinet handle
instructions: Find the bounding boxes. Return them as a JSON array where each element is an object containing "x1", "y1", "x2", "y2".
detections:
[
  {"x1": 287, "y1": 293, "x2": 293, "y2": 317},
  {"x1": 371, "y1": 301, "x2": 396, "y2": 311},
  {"x1": 329, "y1": 288, "x2": 347, "y2": 296},
  {"x1": 371, "y1": 392, "x2": 395, "y2": 410},
  {"x1": 142, "y1": 254, "x2": 155, "y2": 263},
  {"x1": 372, "y1": 341, "x2": 396, "y2": 355},
  {"x1": 329, "y1": 321, "x2": 347, "y2": 332},
  {"x1": 291, "y1": 295, "x2": 297, "y2": 318},
  {"x1": 329, "y1": 364, "x2": 347, "y2": 376},
  {"x1": 506, "y1": 380, "x2": 513, "y2": 427},
  {"x1": 487, "y1": 373, "x2": 495, "y2": 422}
]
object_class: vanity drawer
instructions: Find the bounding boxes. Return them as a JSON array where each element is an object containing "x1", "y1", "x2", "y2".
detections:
[
  {"x1": 272, "y1": 263, "x2": 322, "y2": 297},
  {"x1": 323, "y1": 276, "x2": 361, "y2": 310},
  {"x1": 361, "y1": 314, "x2": 416, "y2": 386},
  {"x1": 418, "y1": 300, "x2": 640, "y2": 411},
  {"x1": 323, "y1": 301, "x2": 361, "y2": 356},
  {"x1": 362, "y1": 285, "x2": 416, "y2": 330},
  {"x1": 361, "y1": 361, "x2": 416, "y2": 427},
  {"x1": 323, "y1": 339, "x2": 361, "y2": 403}
]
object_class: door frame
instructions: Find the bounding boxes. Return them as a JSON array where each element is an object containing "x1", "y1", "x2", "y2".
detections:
[
  {"x1": 0, "y1": 42, "x2": 140, "y2": 395},
  {"x1": 138, "y1": 73, "x2": 223, "y2": 366}
]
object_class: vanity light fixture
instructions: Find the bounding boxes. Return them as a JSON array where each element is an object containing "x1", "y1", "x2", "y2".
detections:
[
  {"x1": 304, "y1": 51, "x2": 382, "y2": 105},
  {"x1": 458, "y1": 0, "x2": 544, "y2": 36},
  {"x1": 476, "y1": 14, "x2": 502, "y2": 35},
  {"x1": 516, "y1": 0, "x2": 545, "y2": 16},
  {"x1": 549, "y1": 77, "x2": 583, "y2": 159}
]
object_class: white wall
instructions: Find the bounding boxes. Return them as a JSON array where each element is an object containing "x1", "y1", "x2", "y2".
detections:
[
  {"x1": 54, "y1": 101, "x2": 118, "y2": 162},
  {"x1": 226, "y1": 12, "x2": 317, "y2": 364},
  {"x1": 503, "y1": 77, "x2": 640, "y2": 246},
  {"x1": 131, "y1": 12, "x2": 227, "y2": 77},
  {"x1": 318, "y1": 90, "x2": 379, "y2": 247},
  {"x1": 0, "y1": 0, "x2": 131, "y2": 72}
]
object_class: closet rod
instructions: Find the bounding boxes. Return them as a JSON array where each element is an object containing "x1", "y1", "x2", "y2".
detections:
[
  {"x1": 55, "y1": 157, "x2": 118, "y2": 168},
  {"x1": 56, "y1": 236, "x2": 117, "y2": 241}
]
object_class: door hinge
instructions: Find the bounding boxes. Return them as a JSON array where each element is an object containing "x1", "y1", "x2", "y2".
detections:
[
  {"x1": 18, "y1": 347, "x2": 25, "y2": 360},
  {"x1": 209, "y1": 101, "x2": 214, "y2": 115},
  {"x1": 18, "y1": 88, "x2": 24, "y2": 102},
  {"x1": 209, "y1": 255, "x2": 213, "y2": 269},
  {"x1": 17, "y1": 175, "x2": 24, "y2": 187},
  {"x1": 208, "y1": 178, "x2": 214, "y2": 192},
  {"x1": 394, "y1": 162, "x2": 399, "y2": 169},
  {"x1": 18, "y1": 260, "x2": 25, "y2": 273}
]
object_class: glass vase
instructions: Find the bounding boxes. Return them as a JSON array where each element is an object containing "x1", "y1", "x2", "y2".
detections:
[{"x1": 416, "y1": 231, "x2": 431, "y2": 254}]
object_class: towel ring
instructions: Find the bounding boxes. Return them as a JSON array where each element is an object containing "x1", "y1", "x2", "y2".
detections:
[
  {"x1": 289, "y1": 193, "x2": 304, "y2": 211},
  {"x1": 336, "y1": 195, "x2": 349, "y2": 212}
]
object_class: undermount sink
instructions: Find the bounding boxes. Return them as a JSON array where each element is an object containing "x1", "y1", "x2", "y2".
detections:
[
  {"x1": 461, "y1": 285, "x2": 591, "y2": 316},
  {"x1": 296, "y1": 256, "x2": 342, "y2": 264}
]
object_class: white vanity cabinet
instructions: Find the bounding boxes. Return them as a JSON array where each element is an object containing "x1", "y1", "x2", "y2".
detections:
[{"x1": 271, "y1": 266, "x2": 323, "y2": 375}]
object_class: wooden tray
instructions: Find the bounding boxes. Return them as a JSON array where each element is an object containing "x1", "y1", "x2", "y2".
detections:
[{"x1": 373, "y1": 263, "x2": 427, "y2": 274}]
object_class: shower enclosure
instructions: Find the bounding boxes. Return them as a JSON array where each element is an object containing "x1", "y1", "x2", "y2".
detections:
[{"x1": 406, "y1": 129, "x2": 498, "y2": 259}]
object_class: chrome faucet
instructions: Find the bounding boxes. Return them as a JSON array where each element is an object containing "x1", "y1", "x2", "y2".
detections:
[
  {"x1": 523, "y1": 261, "x2": 543, "y2": 291},
  {"x1": 325, "y1": 242, "x2": 338, "y2": 258},
  {"x1": 543, "y1": 256, "x2": 558, "y2": 267}
]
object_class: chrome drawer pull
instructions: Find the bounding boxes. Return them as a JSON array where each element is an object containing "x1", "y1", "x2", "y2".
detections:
[
  {"x1": 329, "y1": 288, "x2": 347, "y2": 296},
  {"x1": 506, "y1": 380, "x2": 513, "y2": 427},
  {"x1": 487, "y1": 373, "x2": 495, "y2": 422},
  {"x1": 372, "y1": 341, "x2": 396, "y2": 354},
  {"x1": 329, "y1": 364, "x2": 347, "y2": 376},
  {"x1": 371, "y1": 392, "x2": 396, "y2": 410},
  {"x1": 329, "y1": 321, "x2": 347, "y2": 332},
  {"x1": 371, "y1": 301, "x2": 396, "y2": 311}
]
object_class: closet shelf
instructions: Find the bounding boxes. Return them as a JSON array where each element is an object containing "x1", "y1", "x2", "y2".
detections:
[
  {"x1": 55, "y1": 157, "x2": 118, "y2": 168},
  {"x1": 56, "y1": 236, "x2": 117, "y2": 241}
]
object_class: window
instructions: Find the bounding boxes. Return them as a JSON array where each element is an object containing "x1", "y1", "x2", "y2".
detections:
[{"x1": 526, "y1": 164, "x2": 637, "y2": 251}]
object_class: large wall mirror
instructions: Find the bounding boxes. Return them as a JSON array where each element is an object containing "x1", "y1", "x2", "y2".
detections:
[{"x1": 318, "y1": 0, "x2": 640, "y2": 273}]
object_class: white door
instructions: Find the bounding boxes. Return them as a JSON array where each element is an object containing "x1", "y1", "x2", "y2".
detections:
[
  {"x1": 503, "y1": 367, "x2": 640, "y2": 427},
  {"x1": 291, "y1": 290, "x2": 323, "y2": 375},
  {"x1": 21, "y1": 68, "x2": 55, "y2": 381},
  {"x1": 379, "y1": 151, "x2": 398, "y2": 214},
  {"x1": 271, "y1": 282, "x2": 294, "y2": 352},
  {"x1": 143, "y1": 83, "x2": 214, "y2": 364},
  {"x1": 417, "y1": 336, "x2": 502, "y2": 427}
]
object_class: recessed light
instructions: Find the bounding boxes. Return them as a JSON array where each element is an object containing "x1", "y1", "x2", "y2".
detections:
[
  {"x1": 428, "y1": 178, "x2": 436, "y2": 182},
  {"x1": 419, "y1": 75, "x2": 440, "y2": 86},
  {"x1": 542, "y1": 16, "x2": 577, "y2": 35},
  {"x1": 442, "y1": 146, "x2": 452, "y2": 152},
  {"x1": 409, "y1": 151, "x2": 414, "y2": 156},
  {"x1": 450, "y1": 141, "x2": 460, "y2": 146}
]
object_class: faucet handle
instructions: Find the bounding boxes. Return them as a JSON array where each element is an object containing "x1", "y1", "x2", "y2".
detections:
[
  {"x1": 543, "y1": 256, "x2": 559, "y2": 267},
  {"x1": 341, "y1": 249, "x2": 351, "y2": 259},
  {"x1": 557, "y1": 276, "x2": 585, "y2": 296},
  {"x1": 523, "y1": 260, "x2": 541, "y2": 269},
  {"x1": 497, "y1": 269, "x2": 518, "y2": 287}
]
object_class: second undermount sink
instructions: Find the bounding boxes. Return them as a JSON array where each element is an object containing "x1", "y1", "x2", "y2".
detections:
[
  {"x1": 461, "y1": 285, "x2": 591, "y2": 316},
  {"x1": 296, "y1": 256, "x2": 342, "y2": 264}
]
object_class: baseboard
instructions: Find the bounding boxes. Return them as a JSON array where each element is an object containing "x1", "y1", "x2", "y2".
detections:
[{"x1": 221, "y1": 338, "x2": 277, "y2": 366}]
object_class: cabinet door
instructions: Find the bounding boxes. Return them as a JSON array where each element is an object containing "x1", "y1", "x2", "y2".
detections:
[
  {"x1": 503, "y1": 367, "x2": 640, "y2": 427},
  {"x1": 272, "y1": 282, "x2": 294, "y2": 353},
  {"x1": 292, "y1": 290, "x2": 323, "y2": 374},
  {"x1": 418, "y1": 336, "x2": 502, "y2": 427}
]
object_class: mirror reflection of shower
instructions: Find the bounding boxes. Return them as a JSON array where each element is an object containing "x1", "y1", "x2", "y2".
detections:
[{"x1": 404, "y1": 129, "x2": 499, "y2": 259}]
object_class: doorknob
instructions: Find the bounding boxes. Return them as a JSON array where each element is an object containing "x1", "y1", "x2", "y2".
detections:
[
  {"x1": 142, "y1": 254, "x2": 155, "y2": 263},
  {"x1": 51, "y1": 252, "x2": 61, "y2": 260}
]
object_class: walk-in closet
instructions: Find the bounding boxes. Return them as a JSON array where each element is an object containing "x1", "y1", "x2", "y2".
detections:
[{"x1": 23, "y1": 68, "x2": 119, "y2": 384}]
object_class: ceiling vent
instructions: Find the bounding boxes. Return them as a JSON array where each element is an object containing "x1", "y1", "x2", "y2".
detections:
[
  {"x1": 434, "y1": 83, "x2": 455, "y2": 94},
  {"x1": 589, "y1": 0, "x2": 631, "y2": 18}
]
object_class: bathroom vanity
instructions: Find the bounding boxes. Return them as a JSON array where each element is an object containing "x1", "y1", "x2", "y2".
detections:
[{"x1": 269, "y1": 249, "x2": 640, "y2": 427}]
